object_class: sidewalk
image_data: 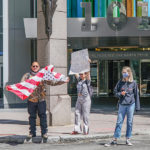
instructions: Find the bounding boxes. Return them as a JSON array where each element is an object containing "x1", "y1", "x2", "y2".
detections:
[{"x1": 0, "y1": 107, "x2": 150, "y2": 144}]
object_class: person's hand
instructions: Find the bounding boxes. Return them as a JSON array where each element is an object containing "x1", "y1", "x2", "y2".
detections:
[
  {"x1": 88, "y1": 58, "x2": 91, "y2": 63},
  {"x1": 5, "y1": 86, "x2": 8, "y2": 91},
  {"x1": 121, "y1": 91, "x2": 126, "y2": 96},
  {"x1": 78, "y1": 93, "x2": 82, "y2": 96},
  {"x1": 85, "y1": 71, "x2": 90, "y2": 75},
  {"x1": 65, "y1": 77, "x2": 70, "y2": 83}
]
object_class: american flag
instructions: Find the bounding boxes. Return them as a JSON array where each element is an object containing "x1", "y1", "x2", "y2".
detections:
[{"x1": 6, "y1": 65, "x2": 67, "y2": 100}]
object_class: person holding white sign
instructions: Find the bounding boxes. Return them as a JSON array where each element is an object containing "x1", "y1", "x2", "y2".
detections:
[{"x1": 72, "y1": 67, "x2": 92, "y2": 135}]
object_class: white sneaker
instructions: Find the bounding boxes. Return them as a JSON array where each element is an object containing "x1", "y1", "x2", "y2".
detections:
[
  {"x1": 126, "y1": 139, "x2": 133, "y2": 146},
  {"x1": 104, "y1": 140, "x2": 117, "y2": 147}
]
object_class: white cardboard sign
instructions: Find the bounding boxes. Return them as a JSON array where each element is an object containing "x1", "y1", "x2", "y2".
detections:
[{"x1": 69, "y1": 49, "x2": 90, "y2": 75}]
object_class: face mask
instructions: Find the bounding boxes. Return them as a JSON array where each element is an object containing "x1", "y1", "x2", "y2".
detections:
[{"x1": 122, "y1": 72, "x2": 129, "y2": 78}]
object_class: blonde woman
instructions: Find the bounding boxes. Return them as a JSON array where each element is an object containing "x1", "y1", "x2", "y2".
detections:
[{"x1": 105, "y1": 66, "x2": 140, "y2": 147}]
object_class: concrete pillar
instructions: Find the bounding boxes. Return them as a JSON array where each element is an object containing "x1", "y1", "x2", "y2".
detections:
[{"x1": 37, "y1": 0, "x2": 71, "y2": 126}]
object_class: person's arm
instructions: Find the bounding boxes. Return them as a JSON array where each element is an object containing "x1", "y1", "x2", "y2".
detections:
[
  {"x1": 134, "y1": 82, "x2": 140, "y2": 111},
  {"x1": 86, "y1": 58, "x2": 91, "y2": 82},
  {"x1": 86, "y1": 71, "x2": 91, "y2": 80},
  {"x1": 75, "y1": 74, "x2": 79, "y2": 80}
]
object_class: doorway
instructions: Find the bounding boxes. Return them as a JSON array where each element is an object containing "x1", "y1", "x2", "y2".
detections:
[
  {"x1": 98, "y1": 60, "x2": 129, "y2": 96},
  {"x1": 108, "y1": 60, "x2": 129, "y2": 95}
]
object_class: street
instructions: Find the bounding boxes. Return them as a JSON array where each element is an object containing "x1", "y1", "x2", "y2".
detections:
[{"x1": 0, "y1": 134, "x2": 150, "y2": 150}]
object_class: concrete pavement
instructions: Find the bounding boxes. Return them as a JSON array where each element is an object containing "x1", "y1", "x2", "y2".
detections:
[{"x1": 0, "y1": 106, "x2": 150, "y2": 144}]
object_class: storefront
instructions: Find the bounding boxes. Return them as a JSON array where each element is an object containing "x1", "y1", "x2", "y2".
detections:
[
  {"x1": 68, "y1": 48, "x2": 150, "y2": 98},
  {"x1": 67, "y1": 0, "x2": 150, "y2": 103}
]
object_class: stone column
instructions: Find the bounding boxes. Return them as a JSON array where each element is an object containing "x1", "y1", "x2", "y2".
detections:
[{"x1": 37, "y1": 0, "x2": 71, "y2": 126}]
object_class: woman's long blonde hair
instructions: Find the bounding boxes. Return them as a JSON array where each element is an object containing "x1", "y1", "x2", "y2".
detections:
[{"x1": 122, "y1": 66, "x2": 133, "y2": 82}]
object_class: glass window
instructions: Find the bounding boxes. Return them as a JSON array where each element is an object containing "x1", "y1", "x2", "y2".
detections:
[
  {"x1": 0, "y1": 17, "x2": 2, "y2": 33},
  {"x1": 0, "y1": 34, "x2": 2, "y2": 52},
  {"x1": 0, "y1": 0, "x2": 2, "y2": 99},
  {"x1": 99, "y1": 60, "x2": 108, "y2": 95},
  {"x1": 67, "y1": 0, "x2": 150, "y2": 18},
  {"x1": 30, "y1": 0, "x2": 37, "y2": 18},
  {"x1": 90, "y1": 61, "x2": 98, "y2": 94},
  {"x1": 0, "y1": 0, "x2": 2, "y2": 16},
  {"x1": 130, "y1": 60, "x2": 140, "y2": 84},
  {"x1": 0, "y1": 0, "x2": 2, "y2": 33},
  {"x1": 140, "y1": 60, "x2": 150, "y2": 96}
]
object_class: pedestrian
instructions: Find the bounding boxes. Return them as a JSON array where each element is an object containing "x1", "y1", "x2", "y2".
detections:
[
  {"x1": 21, "y1": 61, "x2": 69, "y2": 139},
  {"x1": 71, "y1": 71, "x2": 92, "y2": 135},
  {"x1": 105, "y1": 66, "x2": 140, "y2": 146}
]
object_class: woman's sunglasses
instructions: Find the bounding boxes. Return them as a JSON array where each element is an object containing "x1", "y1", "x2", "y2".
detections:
[{"x1": 32, "y1": 65, "x2": 39, "y2": 68}]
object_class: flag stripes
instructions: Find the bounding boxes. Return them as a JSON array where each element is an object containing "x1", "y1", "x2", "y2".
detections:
[{"x1": 6, "y1": 65, "x2": 67, "y2": 100}]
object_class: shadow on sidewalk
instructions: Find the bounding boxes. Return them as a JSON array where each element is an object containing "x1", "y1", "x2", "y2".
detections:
[
  {"x1": 48, "y1": 131, "x2": 72, "y2": 135},
  {"x1": 0, "y1": 119, "x2": 28, "y2": 125},
  {"x1": 90, "y1": 106, "x2": 150, "y2": 118},
  {"x1": 0, "y1": 135, "x2": 47, "y2": 144}
]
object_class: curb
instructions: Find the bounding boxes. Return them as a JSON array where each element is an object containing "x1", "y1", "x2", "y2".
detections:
[
  {"x1": 0, "y1": 134, "x2": 113, "y2": 144},
  {"x1": 59, "y1": 134, "x2": 113, "y2": 143},
  {"x1": 0, "y1": 132, "x2": 149, "y2": 144}
]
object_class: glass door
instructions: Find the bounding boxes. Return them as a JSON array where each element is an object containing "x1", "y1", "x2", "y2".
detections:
[
  {"x1": 108, "y1": 60, "x2": 128, "y2": 96},
  {"x1": 140, "y1": 60, "x2": 150, "y2": 96},
  {"x1": 99, "y1": 60, "x2": 108, "y2": 95},
  {"x1": 90, "y1": 61, "x2": 98, "y2": 94}
]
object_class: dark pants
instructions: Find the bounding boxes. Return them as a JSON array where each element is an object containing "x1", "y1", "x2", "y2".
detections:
[{"x1": 27, "y1": 100, "x2": 47, "y2": 136}]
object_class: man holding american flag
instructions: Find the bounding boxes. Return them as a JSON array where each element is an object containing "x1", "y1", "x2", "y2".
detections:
[{"x1": 6, "y1": 61, "x2": 69, "y2": 139}]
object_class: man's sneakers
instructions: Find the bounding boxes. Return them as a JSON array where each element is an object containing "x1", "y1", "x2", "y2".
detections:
[
  {"x1": 42, "y1": 133, "x2": 48, "y2": 139},
  {"x1": 27, "y1": 133, "x2": 36, "y2": 138},
  {"x1": 104, "y1": 139, "x2": 117, "y2": 147},
  {"x1": 126, "y1": 139, "x2": 133, "y2": 146}
]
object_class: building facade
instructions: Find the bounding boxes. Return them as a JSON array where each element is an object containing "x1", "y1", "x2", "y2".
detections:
[
  {"x1": 1, "y1": 0, "x2": 150, "y2": 109},
  {"x1": 67, "y1": 0, "x2": 150, "y2": 104}
]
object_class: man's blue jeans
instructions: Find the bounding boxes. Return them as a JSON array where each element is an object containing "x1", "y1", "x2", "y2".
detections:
[
  {"x1": 114, "y1": 103, "x2": 135, "y2": 139},
  {"x1": 28, "y1": 100, "x2": 47, "y2": 136}
]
